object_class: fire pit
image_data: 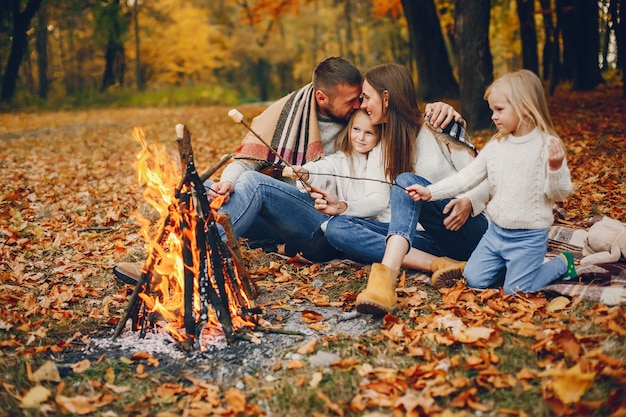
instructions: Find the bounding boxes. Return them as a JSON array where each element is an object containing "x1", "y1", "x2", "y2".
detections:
[{"x1": 113, "y1": 125, "x2": 260, "y2": 351}]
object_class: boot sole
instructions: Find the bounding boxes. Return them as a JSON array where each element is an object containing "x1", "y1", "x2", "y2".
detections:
[
  {"x1": 355, "y1": 300, "x2": 394, "y2": 317},
  {"x1": 112, "y1": 266, "x2": 140, "y2": 285},
  {"x1": 431, "y1": 267, "x2": 464, "y2": 289}
]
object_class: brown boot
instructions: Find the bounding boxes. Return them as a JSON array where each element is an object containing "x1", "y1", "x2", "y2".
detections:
[
  {"x1": 113, "y1": 262, "x2": 143, "y2": 285},
  {"x1": 355, "y1": 263, "x2": 399, "y2": 316},
  {"x1": 430, "y1": 257, "x2": 467, "y2": 289}
]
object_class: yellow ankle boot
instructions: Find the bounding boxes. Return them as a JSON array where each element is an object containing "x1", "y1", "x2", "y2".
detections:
[
  {"x1": 430, "y1": 257, "x2": 466, "y2": 289},
  {"x1": 355, "y1": 263, "x2": 399, "y2": 316}
]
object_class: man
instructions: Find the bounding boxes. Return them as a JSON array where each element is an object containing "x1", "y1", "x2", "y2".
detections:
[
  {"x1": 114, "y1": 56, "x2": 463, "y2": 283},
  {"x1": 114, "y1": 57, "x2": 363, "y2": 282}
]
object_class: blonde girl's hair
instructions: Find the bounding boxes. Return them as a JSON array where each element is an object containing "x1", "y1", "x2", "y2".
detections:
[
  {"x1": 335, "y1": 109, "x2": 380, "y2": 175},
  {"x1": 363, "y1": 63, "x2": 421, "y2": 181},
  {"x1": 336, "y1": 109, "x2": 380, "y2": 155},
  {"x1": 484, "y1": 69, "x2": 559, "y2": 141}
]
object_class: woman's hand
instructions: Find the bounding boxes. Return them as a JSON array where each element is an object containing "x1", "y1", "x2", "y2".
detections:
[
  {"x1": 308, "y1": 185, "x2": 347, "y2": 216},
  {"x1": 405, "y1": 184, "x2": 431, "y2": 201},
  {"x1": 424, "y1": 101, "x2": 463, "y2": 130},
  {"x1": 442, "y1": 198, "x2": 472, "y2": 231}
]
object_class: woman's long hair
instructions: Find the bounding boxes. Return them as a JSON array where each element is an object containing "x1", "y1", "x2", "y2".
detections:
[
  {"x1": 363, "y1": 63, "x2": 421, "y2": 181},
  {"x1": 484, "y1": 69, "x2": 559, "y2": 141}
]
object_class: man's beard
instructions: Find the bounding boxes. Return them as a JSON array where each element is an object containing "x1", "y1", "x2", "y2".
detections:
[{"x1": 325, "y1": 105, "x2": 354, "y2": 124}]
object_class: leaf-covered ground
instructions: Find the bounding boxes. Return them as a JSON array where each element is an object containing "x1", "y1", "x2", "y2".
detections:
[{"x1": 0, "y1": 82, "x2": 625, "y2": 417}]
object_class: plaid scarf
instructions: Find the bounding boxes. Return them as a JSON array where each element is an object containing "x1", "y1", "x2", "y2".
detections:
[
  {"x1": 234, "y1": 83, "x2": 324, "y2": 166},
  {"x1": 424, "y1": 117, "x2": 478, "y2": 157}
]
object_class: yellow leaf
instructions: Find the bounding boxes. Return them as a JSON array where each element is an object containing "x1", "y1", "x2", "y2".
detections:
[
  {"x1": 310, "y1": 372, "x2": 323, "y2": 388},
  {"x1": 297, "y1": 338, "x2": 318, "y2": 355},
  {"x1": 70, "y1": 359, "x2": 91, "y2": 374},
  {"x1": 31, "y1": 360, "x2": 61, "y2": 383},
  {"x1": 20, "y1": 385, "x2": 51, "y2": 408},
  {"x1": 105, "y1": 367, "x2": 115, "y2": 384},
  {"x1": 551, "y1": 364, "x2": 595, "y2": 404},
  {"x1": 287, "y1": 359, "x2": 305, "y2": 369},
  {"x1": 224, "y1": 388, "x2": 246, "y2": 413},
  {"x1": 454, "y1": 326, "x2": 494, "y2": 343},
  {"x1": 547, "y1": 296, "x2": 570, "y2": 312},
  {"x1": 55, "y1": 394, "x2": 98, "y2": 415}
]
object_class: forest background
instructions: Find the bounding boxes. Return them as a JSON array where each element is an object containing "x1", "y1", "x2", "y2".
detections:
[{"x1": 1, "y1": 0, "x2": 625, "y2": 128}]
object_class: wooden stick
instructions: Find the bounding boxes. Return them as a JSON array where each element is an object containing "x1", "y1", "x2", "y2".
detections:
[
  {"x1": 200, "y1": 153, "x2": 233, "y2": 182},
  {"x1": 228, "y1": 109, "x2": 313, "y2": 190}
]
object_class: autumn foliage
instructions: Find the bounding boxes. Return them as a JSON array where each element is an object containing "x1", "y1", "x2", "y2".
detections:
[{"x1": 0, "y1": 82, "x2": 625, "y2": 416}]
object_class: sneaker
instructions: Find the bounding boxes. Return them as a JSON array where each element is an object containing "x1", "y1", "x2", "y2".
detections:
[
  {"x1": 559, "y1": 251, "x2": 577, "y2": 280},
  {"x1": 112, "y1": 262, "x2": 142, "y2": 285},
  {"x1": 247, "y1": 239, "x2": 279, "y2": 253}
]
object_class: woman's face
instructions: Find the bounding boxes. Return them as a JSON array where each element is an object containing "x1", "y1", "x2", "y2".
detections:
[{"x1": 360, "y1": 80, "x2": 387, "y2": 125}]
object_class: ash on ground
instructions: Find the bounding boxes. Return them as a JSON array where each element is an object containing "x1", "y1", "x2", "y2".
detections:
[{"x1": 81, "y1": 300, "x2": 380, "y2": 386}]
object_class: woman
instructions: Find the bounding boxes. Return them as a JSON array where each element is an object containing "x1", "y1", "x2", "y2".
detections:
[{"x1": 323, "y1": 63, "x2": 490, "y2": 316}]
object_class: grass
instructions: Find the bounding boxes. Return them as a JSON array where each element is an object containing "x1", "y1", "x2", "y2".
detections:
[
  {"x1": 1, "y1": 84, "x2": 243, "y2": 113},
  {"x1": 1, "y1": 82, "x2": 624, "y2": 415}
]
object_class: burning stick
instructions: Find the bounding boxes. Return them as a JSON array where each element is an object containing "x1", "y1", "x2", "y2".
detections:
[
  {"x1": 228, "y1": 109, "x2": 312, "y2": 189},
  {"x1": 113, "y1": 124, "x2": 259, "y2": 349}
]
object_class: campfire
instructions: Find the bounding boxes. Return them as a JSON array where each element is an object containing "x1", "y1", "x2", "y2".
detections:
[{"x1": 113, "y1": 124, "x2": 259, "y2": 351}]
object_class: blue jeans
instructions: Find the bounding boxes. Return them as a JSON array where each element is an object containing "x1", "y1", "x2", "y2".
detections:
[
  {"x1": 464, "y1": 223, "x2": 567, "y2": 294},
  {"x1": 325, "y1": 173, "x2": 488, "y2": 263},
  {"x1": 205, "y1": 171, "x2": 329, "y2": 243}
]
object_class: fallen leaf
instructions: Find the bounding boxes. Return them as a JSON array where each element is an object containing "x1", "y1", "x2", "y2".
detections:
[
  {"x1": 31, "y1": 360, "x2": 61, "y2": 383},
  {"x1": 297, "y1": 338, "x2": 318, "y2": 355},
  {"x1": 20, "y1": 385, "x2": 51, "y2": 408},
  {"x1": 546, "y1": 296, "x2": 570, "y2": 312},
  {"x1": 550, "y1": 363, "x2": 595, "y2": 404}
]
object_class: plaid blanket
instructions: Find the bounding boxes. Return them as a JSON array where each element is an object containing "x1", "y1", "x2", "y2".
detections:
[
  {"x1": 544, "y1": 225, "x2": 626, "y2": 305},
  {"x1": 234, "y1": 83, "x2": 325, "y2": 166}
]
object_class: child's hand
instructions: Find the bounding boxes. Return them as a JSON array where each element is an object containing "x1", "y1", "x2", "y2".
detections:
[
  {"x1": 548, "y1": 137, "x2": 565, "y2": 171},
  {"x1": 405, "y1": 184, "x2": 431, "y2": 201}
]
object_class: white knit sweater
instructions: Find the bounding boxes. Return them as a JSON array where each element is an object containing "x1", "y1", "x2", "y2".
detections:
[
  {"x1": 428, "y1": 128, "x2": 573, "y2": 230},
  {"x1": 300, "y1": 143, "x2": 391, "y2": 222}
]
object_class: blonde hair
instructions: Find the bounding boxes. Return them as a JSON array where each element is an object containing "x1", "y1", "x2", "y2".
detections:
[
  {"x1": 484, "y1": 69, "x2": 559, "y2": 141},
  {"x1": 336, "y1": 109, "x2": 380, "y2": 155}
]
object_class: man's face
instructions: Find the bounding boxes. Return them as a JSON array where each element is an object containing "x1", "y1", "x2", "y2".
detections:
[{"x1": 317, "y1": 83, "x2": 362, "y2": 124}]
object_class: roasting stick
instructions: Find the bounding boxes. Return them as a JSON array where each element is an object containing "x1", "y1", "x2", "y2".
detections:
[{"x1": 228, "y1": 109, "x2": 313, "y2": 190}]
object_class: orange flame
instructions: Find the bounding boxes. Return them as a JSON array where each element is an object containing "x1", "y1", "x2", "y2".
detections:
[{"x1": 130, "y1": 127, "x2": 255, "y2": 346}]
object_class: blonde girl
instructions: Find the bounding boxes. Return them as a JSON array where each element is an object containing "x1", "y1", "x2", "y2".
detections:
[
  {"x1": 279, "y1": 109, "x2": 388, "y2": 261},
  {"x1": 407, "y1": 69, "x2": 576, "y2": 294}
]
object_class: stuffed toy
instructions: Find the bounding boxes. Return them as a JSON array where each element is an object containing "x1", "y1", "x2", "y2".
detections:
[{"x1": 580, "y1": 216, "x2": 626, "y2": 265}]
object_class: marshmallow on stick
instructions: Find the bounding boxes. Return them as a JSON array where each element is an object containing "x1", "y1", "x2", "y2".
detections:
[{"x1": 228, "y1": 108, "x2": 312, "y2": 189}]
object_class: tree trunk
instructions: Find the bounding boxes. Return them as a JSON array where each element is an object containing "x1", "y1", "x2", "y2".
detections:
[
  {"x1": 571, "y1": 0, "x2": 603, "y2": 90},
  {"x1": 401, "y1": 0, "x2": 459, "y2": 101},
  {"x1": 99, "y1": 0, "x2": 127, "y2": 92},
  {"x1": 454, "y1": 0, "x2": 493, "y2": 130},
  {"x1": 557, "y1": 0, "x2": 575, "y2": 81},
  {"x1": 343, "y1": 0, "x2": 356, "y2": 64},
  {"x1": 101, "y1": 41, "x2": 125, "y2": 91},
  {"x1": 35, "y1": 3, "x2": 48, "y2": 98},
  {"x1": 516, "y1": 0, "x2": 539, "y2": 74},
  {"x1": 256, "y1": 58, "x2": 270, "y2": 102},
  {"x1": 539, "y1": 0, "x2": 555, "y2": 80},
  {"x1": 1, "y1": 0, "x2": 43, "y2": 103},
  {"x1": 610, "y1": 0, "x2": 626, "y2": 97},
  {"x1": 132, "y1": 0, "x2": 144, "y2": 91}
]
